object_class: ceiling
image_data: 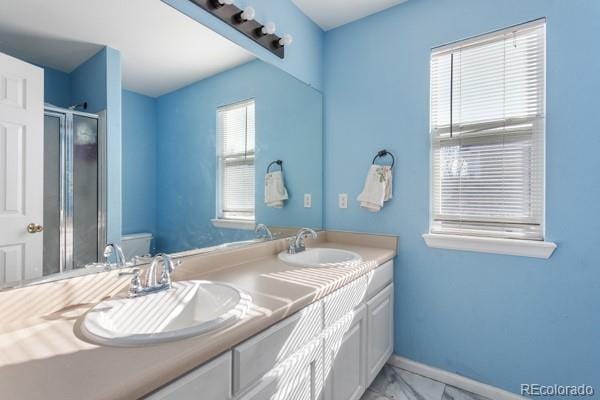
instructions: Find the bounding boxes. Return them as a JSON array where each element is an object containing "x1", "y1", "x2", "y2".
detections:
[
  {"x1": 292, "y1": 0, "x2": 408, "y2": 31},
  {"x1": 0, "y1": 0, "x2": 255, "y2": 97}
]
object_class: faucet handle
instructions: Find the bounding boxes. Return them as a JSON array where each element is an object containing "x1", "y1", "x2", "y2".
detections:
[
  {"x1": 103, "y1": 244, "x2": 114, "y2": 261},
  {"x1": 159, "y1": 258, "x2": 181, "y2": 287},
  {"x1": 287, "y1": 237, "x2": 296, "y2": 254},
  {"x1": 119, "y1": 268, "x2": 142, "y2": 297}
]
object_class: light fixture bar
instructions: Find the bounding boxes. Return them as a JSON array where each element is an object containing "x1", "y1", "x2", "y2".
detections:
[{"x1": 188, "y1": 0, "x2": 286, "y2": 59}]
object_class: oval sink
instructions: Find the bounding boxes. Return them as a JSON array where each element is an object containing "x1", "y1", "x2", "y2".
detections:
[
  {"x1": 81, "y1": 280, "x2": 251, "y2": 346},
  {"x1": 278, "y1": 248, "x2": 362, "y2": 268},
  {"x1": 218, "y1": 238, "x2": 264, "y2": 249}
]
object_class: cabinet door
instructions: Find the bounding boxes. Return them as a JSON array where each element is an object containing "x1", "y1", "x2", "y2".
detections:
[
  {"x1": 366, "y1": 284, "x2": 394, "y2": 386},
  {"x1": 323, "y1": 305, "x2": 367, "y2": 400},
  {"x1": 146, "y1": 352, "x2": 232, "y2": 400},
  {"x1": 233, "y1": 301, "x2": 323, "y2": 396},
  {"x1": 237, "y1": 338, "x2": 323, "y2": 400}
]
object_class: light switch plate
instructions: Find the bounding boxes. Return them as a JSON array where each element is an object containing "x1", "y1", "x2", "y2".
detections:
[
  {"x1": 339, "y1": 193, "x2": 348, "y2": 209},
  {"x1": 304, "y1": 193, "x2": 312, "y2": 208}
]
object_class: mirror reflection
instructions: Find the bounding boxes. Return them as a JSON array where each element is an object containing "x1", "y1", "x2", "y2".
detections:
[{"x1": 0, "y1": 0, "x2": 323, "y2": 287}]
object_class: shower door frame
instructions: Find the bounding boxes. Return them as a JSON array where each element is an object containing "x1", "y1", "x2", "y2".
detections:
[{"x1": 44, "y1": 106, "x2": 107, "y2": 272}]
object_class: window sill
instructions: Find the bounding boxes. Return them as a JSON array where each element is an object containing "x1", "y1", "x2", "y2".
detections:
[
  {"x1": 422, "y1": 233, "x2": 556, "y2": 259},
  {"x1": 211, "y1": 218, "x2": 255, "y2": 230}
]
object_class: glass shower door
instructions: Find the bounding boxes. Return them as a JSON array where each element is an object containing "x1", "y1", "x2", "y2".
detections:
[
  {"x1": 42, "y1": 108, "x2": 101, "y2": 274},
  {"x1": 72, "y1": 115, "x2": 99, "y2": 269},
  {"x1": 42, "y1": 113, "x2": 63, "y2": 276}
]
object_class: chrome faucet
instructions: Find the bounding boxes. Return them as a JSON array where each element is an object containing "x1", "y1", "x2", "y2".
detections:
[
  {"x1": 255, "y1": 224, "x2": 273, "y2": 240},
  {"x1": 288, "y1": 228, "x2": 317, "y2": 254},
  {"x1": 103, "y1": 243, "x2": 126, "y2": 268},
  {"x1": 120, "y1": 253, "x2": 181, "y2": 298}
]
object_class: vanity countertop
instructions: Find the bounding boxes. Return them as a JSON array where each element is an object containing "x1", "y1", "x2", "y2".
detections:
[{"x1": 0, "y1": 232, "x2": 396, "y2": 400}]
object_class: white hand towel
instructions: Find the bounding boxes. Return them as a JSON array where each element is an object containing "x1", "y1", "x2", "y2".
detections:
[
  {"x1": 357, "y1": 165, "x2": 393, "y2": 212},
  {"x1": 265, "y1": 171, "x2": 289, "y2": 208}
]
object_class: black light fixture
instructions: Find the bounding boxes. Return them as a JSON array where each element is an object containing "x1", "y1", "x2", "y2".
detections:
[
  {"x1": 189, "y1": 0, "x2": 291, "y2": 59},
  {"x1": 234, "y1": 6, "x2": 255, "y2": 24},
  {"x1": 211, "y1": 0, "x2": 233, "y2": 8}
]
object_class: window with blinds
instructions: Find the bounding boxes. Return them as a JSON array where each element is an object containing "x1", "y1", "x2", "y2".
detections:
[
  {"x1": 430, "y1": 19, "x2": 546, "y2": 240},
  {"x1": 217, "y1": 100, "x2": 255, "y2": 221}
]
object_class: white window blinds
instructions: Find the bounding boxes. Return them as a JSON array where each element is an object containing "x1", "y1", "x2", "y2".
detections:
[
  {"x1": 430, "y1": 19, "x2": 545, "y2": 240},
  {"x1": 217, "y1": 100, "x2": 255, "y2": 221}
]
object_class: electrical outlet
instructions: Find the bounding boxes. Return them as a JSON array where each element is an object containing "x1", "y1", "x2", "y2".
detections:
[
  {"x1": 304, "y1": 193, "x2": 312, "y2": 208},
  {"x1": 339, "y1": 193, "x2": 348, "y2": 209}
]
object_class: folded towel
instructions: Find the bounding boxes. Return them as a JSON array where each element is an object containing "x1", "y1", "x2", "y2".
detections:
[
  {"x1": 265, "y1": 171, "x2": 289, "y2": 208},
  {"x1": 357, "y1": 165, "x2": 393, "y2": 212}
]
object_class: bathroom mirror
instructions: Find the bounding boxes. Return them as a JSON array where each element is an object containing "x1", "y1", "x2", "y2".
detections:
[{"x1": 0, "y1": 0, "x2": 323, "y2": 288}]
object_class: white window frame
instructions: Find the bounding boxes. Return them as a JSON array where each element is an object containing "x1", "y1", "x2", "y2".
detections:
[
  {"x1": 424, "y1": 19, "x2": 556, "y2": 258},
  {"x1": 213, "y1": 99, "x2": 256, "y2": 230}
]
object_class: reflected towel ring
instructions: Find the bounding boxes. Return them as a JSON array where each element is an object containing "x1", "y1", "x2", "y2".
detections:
[
  {"x1": 372, "y1": 149, "x2": 395, "y2": 168},
  {"x1": 267, "y1": 160, "x2": 283, "y2": 173}
]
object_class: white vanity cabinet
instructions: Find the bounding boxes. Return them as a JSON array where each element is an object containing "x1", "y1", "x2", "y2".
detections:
[
  {"x1": 146, "y1": 259, "x2": 394, "y2": 400},
  {"x1": 236, "y1": 259, "x2": 394, "y2": 400},
  {"x1": 146, "y1": 352, "x2": 232, "y2": 400},
  {"x1": 322, "y1": 260, "x2": 394, "y2": 400}
]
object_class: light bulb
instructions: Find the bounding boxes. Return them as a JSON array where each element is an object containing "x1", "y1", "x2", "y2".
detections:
[
  {"x1": 240, "y1": 6, "x2": 256, "y2": 21},
  {"x1": 278, "y1": 33, "x2": 293, "y2": 47},
  {"x1": 261, "y1": 21, "x2": 276, "y2": 35}
]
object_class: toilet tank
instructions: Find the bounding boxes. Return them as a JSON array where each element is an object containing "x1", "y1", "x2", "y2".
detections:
[{"x1": 121, "y1": 233, "x2": 153, "y2": 261}]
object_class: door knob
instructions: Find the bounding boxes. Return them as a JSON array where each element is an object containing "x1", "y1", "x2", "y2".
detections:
[{"x1": 27, "y1": 223, "x2": 43, "y2": 233}]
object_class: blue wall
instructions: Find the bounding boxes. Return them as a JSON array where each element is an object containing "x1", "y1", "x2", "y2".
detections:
[
  {"x1": 323, "y1": 0, "x2": 600, "y2": 395},
  {"x1": 70, "y1": 49, "x2": 108, "y2": 114},
  {"x1": 122, "y1": 90, "x2": 157, "y2": 237},
  {"x1": 155, "y1": 60, "x2": 323, "y2": 253},
  {"x1": 43, "y1": 66, "x2": 70, "y2": 108},
  {"x1": 162, "y1": 0, "x2": 324, "y2": 91}
]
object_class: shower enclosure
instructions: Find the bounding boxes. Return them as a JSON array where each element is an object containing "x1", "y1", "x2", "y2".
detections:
[{"x1": 43, "y1": 106, "x2": 106, "y2": 275}]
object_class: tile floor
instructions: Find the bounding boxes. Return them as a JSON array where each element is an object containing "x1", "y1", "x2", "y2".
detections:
[{"x1": 362, "y1": 365, "x2": 493, "y2": 400}]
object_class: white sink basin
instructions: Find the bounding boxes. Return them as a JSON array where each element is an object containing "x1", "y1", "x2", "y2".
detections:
[
  {"x1": 218, "y1": 238, "x2": 264, "y2": 249},
  {"x1": 81, "y1": 280, "x2": 251, "y2": 346},
  {"x1": 278, "y1": 248, "x2": 362, "y2": 268}
]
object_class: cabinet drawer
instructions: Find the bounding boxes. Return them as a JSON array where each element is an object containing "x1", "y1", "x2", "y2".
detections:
[
  {"x1": 146, "y1": 352, "x2": 232, "y2": 400},
  {"x1": 233, "y1": 300, "x2": 323, "y2": 395},
  {"x1": 323, "y1": 275, "x2": 368, "y2": 327},
  {"x1": 366, "y1": 260, "x2": 393, "y2": 300}
]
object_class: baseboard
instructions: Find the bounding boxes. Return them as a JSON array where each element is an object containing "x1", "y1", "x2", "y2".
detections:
[{"x1": 387, "y1": 355, "x2": 525, "y2": 400}]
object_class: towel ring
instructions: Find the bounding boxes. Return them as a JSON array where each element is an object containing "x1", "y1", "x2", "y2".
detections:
[
  {"x1": 267, "y1": 160, "x2": 283, "y2": 173},
  {"x1": 372, "y1": 149, "x2": 395, "y2": 168}
]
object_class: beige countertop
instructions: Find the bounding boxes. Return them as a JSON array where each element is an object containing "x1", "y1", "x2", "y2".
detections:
[{"x1": 0, "y1": 231, "x2": 396, "y2": 400}]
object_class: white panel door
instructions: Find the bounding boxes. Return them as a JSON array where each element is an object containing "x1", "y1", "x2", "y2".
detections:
[
  {"x1": 0, "y1": 51, "x2": 44, "y2": 284},
  {"x1": 366, "y1": 284, "x2": 394, "y2": 386},
  {"x1": 323, "y1": 305, "x2": 367, "y2": 400}
]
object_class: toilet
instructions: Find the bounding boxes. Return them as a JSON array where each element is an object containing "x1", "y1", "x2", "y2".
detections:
[{"x1": 121, "y1": 233, "x2": 153, "y2": 261}]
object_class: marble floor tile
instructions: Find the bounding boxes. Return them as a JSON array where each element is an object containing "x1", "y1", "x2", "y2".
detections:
[
  {"x1": 441, "y1": 386, "x2": 491, "y2": 400},
  {"x1": 368, "y1": 365, "x2": 446, "y2": 400}
]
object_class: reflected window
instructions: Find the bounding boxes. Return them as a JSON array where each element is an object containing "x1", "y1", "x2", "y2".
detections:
[{"x1": 217, "y1": 99, "x2": 256, "y2": 221}]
